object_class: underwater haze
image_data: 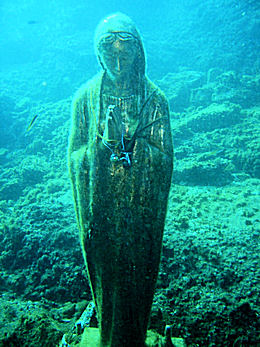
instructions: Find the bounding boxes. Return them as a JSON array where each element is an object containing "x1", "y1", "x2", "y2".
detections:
[{"x1": 0, "y1": 0, "x2": 259, "y2": 345}]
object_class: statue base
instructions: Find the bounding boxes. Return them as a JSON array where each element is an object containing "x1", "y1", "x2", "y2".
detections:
[{"x1": 78, "y1": 327, "x2": 186, "y2": 347}]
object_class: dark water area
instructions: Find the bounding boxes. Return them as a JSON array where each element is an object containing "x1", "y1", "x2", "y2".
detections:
[{"x1": 0, "y1": 0, "x2": 259, "y2": 346}]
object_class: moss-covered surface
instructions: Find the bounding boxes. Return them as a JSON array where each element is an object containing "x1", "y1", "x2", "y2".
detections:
[{"x1": 156, "y1": 180, "x2": 259, "y2": 345}]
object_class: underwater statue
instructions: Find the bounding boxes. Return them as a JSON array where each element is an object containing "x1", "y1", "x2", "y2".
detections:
[{"x1": 68, "y1": 12, "x2": 173, "y2": 347}]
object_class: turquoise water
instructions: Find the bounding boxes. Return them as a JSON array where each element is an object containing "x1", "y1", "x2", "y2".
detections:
[{"x1": 0, "y1": 0, "x2": 259, "y2": 345}]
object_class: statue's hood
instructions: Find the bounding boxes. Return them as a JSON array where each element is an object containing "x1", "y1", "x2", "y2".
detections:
[{"x1": 94, "y1": 12, "x2": 146, "y2": 76}]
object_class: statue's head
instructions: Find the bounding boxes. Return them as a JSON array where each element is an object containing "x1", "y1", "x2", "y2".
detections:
[{"x1": 94, "y1": 13, "x2": 146, "y2": 81}]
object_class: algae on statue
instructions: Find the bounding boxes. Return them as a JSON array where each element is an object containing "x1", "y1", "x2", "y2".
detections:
[{"x1": 68, "y1": 12, "x2": 173, "y2": 347}]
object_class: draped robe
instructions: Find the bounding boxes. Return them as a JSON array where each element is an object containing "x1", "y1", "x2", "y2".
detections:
[{"x1": 68, "y1": 72, "x2": 173, "y2": 347}]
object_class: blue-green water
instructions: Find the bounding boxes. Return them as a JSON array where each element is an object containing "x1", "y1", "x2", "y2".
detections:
[{"x1": 0, "y1": 0, "x2": 259, "y2": 345}]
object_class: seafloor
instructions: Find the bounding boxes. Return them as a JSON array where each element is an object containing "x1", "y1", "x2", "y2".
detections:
[
  {"x1": 0, "y1": 69, "x2": 259, "y2": 346},
  {"x1": 0, "y1": 2, "x2": 259, "y2": 346}
]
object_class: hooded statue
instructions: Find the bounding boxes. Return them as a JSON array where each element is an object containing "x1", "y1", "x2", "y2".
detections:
[{"x1": 68, "y1": 13, "x2": 173, "y2": 347}]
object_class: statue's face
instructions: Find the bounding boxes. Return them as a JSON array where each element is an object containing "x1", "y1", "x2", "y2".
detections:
[{"x1": 98, "y1": 32, "x2": 138, "y2": 80}]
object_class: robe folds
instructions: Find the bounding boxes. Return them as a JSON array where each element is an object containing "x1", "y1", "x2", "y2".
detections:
[{"x1": 68, "y1": 71, "x2": 173, "y2": 347}]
